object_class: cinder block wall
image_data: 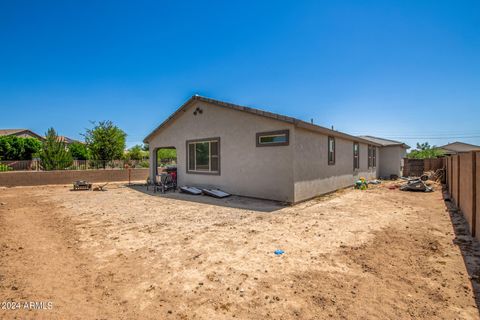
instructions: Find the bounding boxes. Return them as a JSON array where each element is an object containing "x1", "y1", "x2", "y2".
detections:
[
  {"x1": 447, "y1": 152, "x2": 479, "y2": 241},
  {"x1": 476, "y1": 152, "x2": 480, "y2": 239},
  {"x1": 459, "y1": 153, "x2": 474, "y2": 235},
  {"x1": 0, "y1": 169, "x2": 149, "y2": 187}
]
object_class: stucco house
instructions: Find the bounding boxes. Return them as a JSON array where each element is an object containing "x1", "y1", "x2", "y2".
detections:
[
  {"x1": 144, "y1": 95, "x2": 405, "y2": 203},
  {"x1": 0, "y1": 129, "x2": 45, "y2": 140},
  {"x1": 359, "y1": 136, "x2": 410, "y2": 178},
  {"x1": 439, "y1": 141, "x2": 480, "y2": 155}
]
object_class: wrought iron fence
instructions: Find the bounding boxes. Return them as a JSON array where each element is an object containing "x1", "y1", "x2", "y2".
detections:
[{"x1": 0, "y1": 159, "x2": 150, "y2": 172}]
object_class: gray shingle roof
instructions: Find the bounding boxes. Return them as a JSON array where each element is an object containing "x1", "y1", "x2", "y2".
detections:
[
  {"x1": 439, "y1": 141, "x2": 480, "y2": 153},
  {"x1": 144, "y1": 95, "x2": 383, "y2": 146},
  {"x1": 358, "y1": 135, "x2": 410, "y2": 149}
]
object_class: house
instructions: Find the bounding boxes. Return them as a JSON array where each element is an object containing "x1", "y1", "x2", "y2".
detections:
[
  {"x1": 439, "y1": 141, "x2": 480, "y2": 155},
  {"x1": 0, "y1": 129, "x2": 80, "y2": 145},
  {"x1": 0, "y1": 129, "x2": 45, "y2": 140},
  {"x1": 358, "y1": 136, "x2": 410, "y2": 178},
  {"x1": 56, "y1": 136, "x2": 81, "y2": 145},
  {"x1": 144, "y1": 96, "x2": 406, "y2": 203}
]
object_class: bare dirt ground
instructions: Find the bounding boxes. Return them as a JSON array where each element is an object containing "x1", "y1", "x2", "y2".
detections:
[{"x1": 0, "y1": 181, "x2": 479, "y2": 319}]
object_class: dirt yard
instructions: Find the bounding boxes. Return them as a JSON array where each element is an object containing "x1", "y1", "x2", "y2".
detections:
[{"x1": 1, "y1": 181, "x2": 479, "y2": 319}]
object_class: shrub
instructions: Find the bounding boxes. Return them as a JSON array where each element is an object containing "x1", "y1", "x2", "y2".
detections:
[{"x1": 0, "y1": 164, "x2": 12, "y2": 171}]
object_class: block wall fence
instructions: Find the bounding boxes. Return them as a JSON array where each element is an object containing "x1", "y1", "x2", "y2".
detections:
[
  {"x1": 0, "y1": 168, "x2": 149, "y2": 187},
  {"x1": 446, "y1": 152, "x2": 480, "y2": 241}
]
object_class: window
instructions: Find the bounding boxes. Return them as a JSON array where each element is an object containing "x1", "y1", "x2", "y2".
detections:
[
  {"x1": 328, "y1": 136, "x2": 335, "y2": 165},
  {"x1": 186, "y1": 138, "x2": 220, "y2": 174},
  {"x1": 353, "y1": 142, "x2": 359, "y2": 170},
  {"x1": 256, "y1": 130, "x2": 289, "y2": 147},
  {"x1": 368, "y1": 145, "x2": 372, "y2": 168},
  {"x1": 368, "y1": 144, "x2": 377, "y2": 168}
]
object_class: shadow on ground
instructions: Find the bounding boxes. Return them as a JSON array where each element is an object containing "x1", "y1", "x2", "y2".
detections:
[
  {"x1": 443, "y1": 186, "x2": 480, "y2": 313},
  {"x1": 127, "y1": 184, "x2": 285, "y2": 213}
]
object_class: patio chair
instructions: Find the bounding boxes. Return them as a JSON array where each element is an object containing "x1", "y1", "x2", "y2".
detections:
[{"x1": 154, "y1": 173, "x2": 177, "y2": 193}]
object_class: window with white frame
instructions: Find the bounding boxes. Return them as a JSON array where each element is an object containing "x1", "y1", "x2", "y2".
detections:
[{"x1": 186, "y1": 138, "x2": 220, "y2": 174}]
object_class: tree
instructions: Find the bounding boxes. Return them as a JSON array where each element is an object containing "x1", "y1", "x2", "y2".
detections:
[
  {"x1": 69, "y1": 142, "x2": 90, "y2": 160},
  {"x1": 84, "y1": 121, "x2": 126, "y2": 163},
  {"x1": 407, "y1": 142, "x2": 445, "y2": 159},
  {"x1": 0, "y1": 136, "x2": 42, "y2": 160},
  {"x1": 125, "y1": 145, "x2": 145, "y2": 161},
  {"x1": 157, "y1": 148, "x2": 176, "y2": 162},
  {"x1": 39, "y1": 128, "x2": 73, "y2": 170}
]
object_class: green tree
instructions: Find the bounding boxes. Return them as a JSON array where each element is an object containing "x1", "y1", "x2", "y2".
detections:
[
  {"x1": 157, "y1": 148, "x2": 176, "y2": 162},
  {"x1": 69, "y1": 142, "x2": 90, "y2": 160},
  {"x1": 407, "y1": 142, "x2": 445, "y2": 159},
  {"x1": 39, "y1": 128, "x2": 73, "y2": 170},
  {"x1": 125, "y1": 145, "x2": 145, "y2": 161},
  {"x1": 84, "y1": 121, "x2": 126, "y2": 163},
  {"x1": 0, "y1": 136, "x2": 42, "y2": 160}
]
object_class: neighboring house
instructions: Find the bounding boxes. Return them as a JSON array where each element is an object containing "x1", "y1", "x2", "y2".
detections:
[
  {"x1": 359, "y1": 136, "x2": 410, "y2": 178},
  {"x1": 0, "y1": 129, "x2": 45, "y2": 140},
  {"x1": 144, "y1": 96, "x2": 406, "y2": 203},
  {"x1": 56, "y1": 136, "x2": 81, "y2": 145},
  {"x1": 439, "y1": 141, "x2": 480, "y2": 155}
]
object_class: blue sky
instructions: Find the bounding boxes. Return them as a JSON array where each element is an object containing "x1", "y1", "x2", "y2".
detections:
[{"x1": 1, "y1": 0, "x2": 479, "y2": 148}]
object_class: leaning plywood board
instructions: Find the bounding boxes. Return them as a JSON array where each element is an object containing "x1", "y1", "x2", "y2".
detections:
[
  {"x1": 179, "y1": 186, "x2": 202, "y2": 195},
  {"x1": 202, "y1": 189, "x2": 231, "y2": 198}
]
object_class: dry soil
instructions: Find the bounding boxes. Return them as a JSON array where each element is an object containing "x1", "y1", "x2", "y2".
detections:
[{"x1": 0, "y1": 181, "x2": 479, "y2": 319}]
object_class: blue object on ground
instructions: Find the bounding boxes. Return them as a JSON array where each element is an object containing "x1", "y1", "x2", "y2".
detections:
[{"x1": 274, "y1": 250, "x2": 284, "y2": 255}]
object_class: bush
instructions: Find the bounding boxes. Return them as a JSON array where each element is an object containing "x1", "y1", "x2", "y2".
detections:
[
  {"x1": 0, "y1": 164, "x2": 12, "y2": 171},
  {"x1": 69, "y1": 142, "x2": 90, "y2": 160},
  {"x1": 0, "y1": 136, "x2": 42, "y2": 160},
  {"x1": 39, "y1": 128, "x2": 73, "y2": 170}
]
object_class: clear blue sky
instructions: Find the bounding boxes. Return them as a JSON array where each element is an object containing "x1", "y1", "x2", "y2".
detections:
[{"x1": 1, "y1": 0, "x2": 479, "y2": 148}]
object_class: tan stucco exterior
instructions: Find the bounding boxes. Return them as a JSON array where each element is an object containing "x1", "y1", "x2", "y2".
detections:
[
  {"x1": 293, "y1": 128, "x2": 379, "y2": 202},
  {"x1": 378, "y1": 145, "x2": 407, "y2": 178},
  {"x1": 147, "y1": 98, "x2": 387, "y2": 203},
  {"x1": 148, "y1": 100, "x2": 295, "y2": 202}
]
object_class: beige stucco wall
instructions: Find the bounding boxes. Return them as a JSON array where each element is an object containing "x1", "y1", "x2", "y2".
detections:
[
  {"x1": 148, "y1": 100, "x2": 295, "y2": 202},
  {"x1": 292, "y1": 128, "x2": 379, "y2": 203},
  {"x1": 378, "y1": 145, "x2": 407, "y2": 178}
]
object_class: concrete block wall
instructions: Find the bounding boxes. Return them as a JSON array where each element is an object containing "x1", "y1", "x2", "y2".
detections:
[
  {"x1": 458, "y1": 153, "x2": 474, "y2": 235},
  {"x1": 447, "y1": 152, "x2": 479, "y2": 241},
  {"x1": 0, "y1": 169, "x2": 149, "y2": 187}
]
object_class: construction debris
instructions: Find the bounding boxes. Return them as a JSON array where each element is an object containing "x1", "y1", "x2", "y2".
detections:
[{"x1": 400, "y1": 178, "x2": 433, "y2": 192}]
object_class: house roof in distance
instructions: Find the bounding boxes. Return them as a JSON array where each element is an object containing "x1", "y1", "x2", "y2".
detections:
[
  {"x1": 439, "y1": 141, "x2": 480, "y2": 153},
  {"x1": 358, "y1": 135, "x2": 410, "y2": 149},
  {"x1": 0, "y1": 128, "x2": 44, "y2": 140},
  {"x1": 144, "y1": 95, "x2": 383, "y2": 146}
]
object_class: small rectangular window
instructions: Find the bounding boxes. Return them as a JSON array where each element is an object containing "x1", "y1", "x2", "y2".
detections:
[
  {"x1": 372, "y1": 146, "x2": 377, "y2": 168},
  {"x1": 256, "y1": 130, "x2": 289, "y2": 147},
  {"x1": 186, "y1": 138, "x2": 220, "y2": 174},
  {"x1": 353, "y1": 142, "x2": 359, "y2": 170},
  {"x1": 328, "y1": 136, "x2": 335, "y2": 165},
  {"x1": 368, "y1": 145, "x2": 372, "y2": 168}
]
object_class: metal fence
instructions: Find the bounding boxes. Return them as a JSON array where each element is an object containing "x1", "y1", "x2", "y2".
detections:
[{"x1": 0, "y1": 159, "x2": 150, "y2": 171}]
